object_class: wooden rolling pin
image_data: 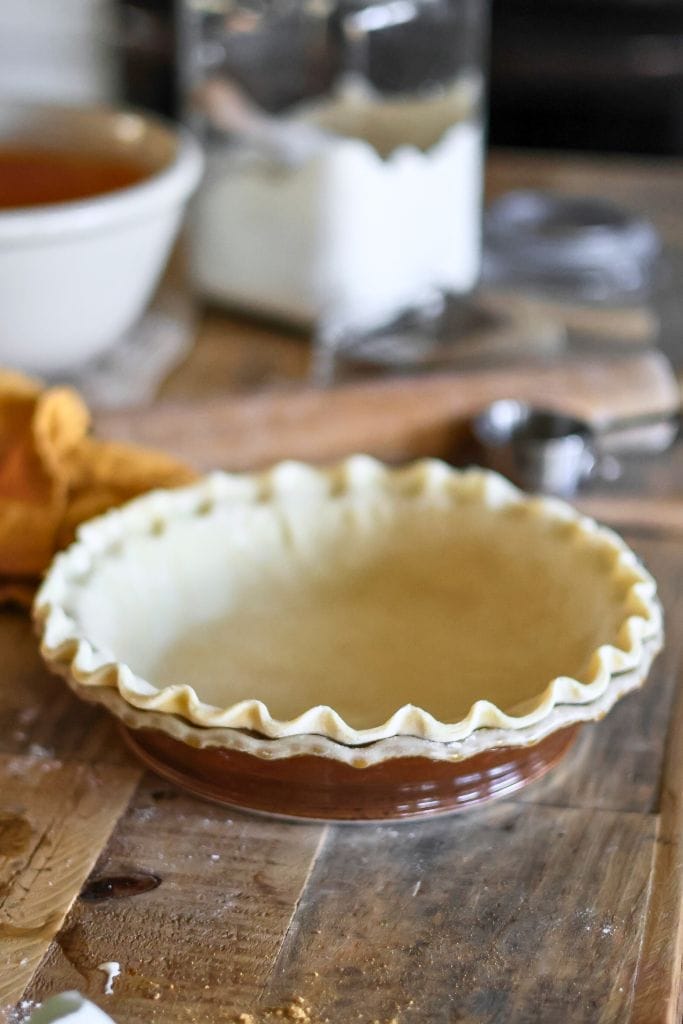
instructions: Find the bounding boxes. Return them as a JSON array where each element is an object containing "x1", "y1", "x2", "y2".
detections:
[{"x1": 97, "y1": 350, "x2": 679, "y2": 473}]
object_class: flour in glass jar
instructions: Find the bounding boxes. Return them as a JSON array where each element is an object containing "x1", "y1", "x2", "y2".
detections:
[{"x1": 192, "y1": 73, "x2": 484, "y2": 334}]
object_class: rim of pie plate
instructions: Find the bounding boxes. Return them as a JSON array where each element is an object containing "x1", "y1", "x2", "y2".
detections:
[{"x1": 34, "y1": 456, "x2": 664, "y2": 765}]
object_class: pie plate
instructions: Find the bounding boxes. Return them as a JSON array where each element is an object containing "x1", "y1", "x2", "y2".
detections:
[{"x1": 34, "y1": 457, "x2": 663, "y2": 820}]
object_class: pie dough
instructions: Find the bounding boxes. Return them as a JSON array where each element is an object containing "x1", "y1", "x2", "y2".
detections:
[{"x1": 35, "y1": 457, "x2": 663, "y2": 746}]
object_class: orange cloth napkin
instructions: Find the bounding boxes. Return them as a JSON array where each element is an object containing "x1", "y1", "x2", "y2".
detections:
[{"x1": 0, "y1": 370, "x2": 197, "y2": 606}]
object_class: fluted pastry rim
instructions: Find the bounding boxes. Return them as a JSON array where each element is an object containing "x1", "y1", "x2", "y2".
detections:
[{"x1": 34, "y1": 457, "x2": 663, "y2": 749}]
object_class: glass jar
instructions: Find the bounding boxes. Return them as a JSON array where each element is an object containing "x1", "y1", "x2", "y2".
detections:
[{"x1": 185, "y1": 0, "x2": 489, "y2": 350}]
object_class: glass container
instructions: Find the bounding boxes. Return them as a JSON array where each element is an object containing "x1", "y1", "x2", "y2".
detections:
[{"x1": 185, "y1": 0, "x2": 489, "y2": 364}]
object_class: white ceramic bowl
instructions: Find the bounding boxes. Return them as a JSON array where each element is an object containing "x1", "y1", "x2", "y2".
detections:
[{"x1": 0, "y1": 104, "x2": 204, "y2": 374}]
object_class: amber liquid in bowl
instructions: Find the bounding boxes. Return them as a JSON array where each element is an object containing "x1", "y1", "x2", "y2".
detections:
[{"x1": 0, "y1": 147, "x2": 150, "y2": 209}]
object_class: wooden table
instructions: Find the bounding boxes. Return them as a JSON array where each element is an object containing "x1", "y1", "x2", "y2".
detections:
[{"x1": 2, "y1": 151, "x2": 683, "y2": 1024}]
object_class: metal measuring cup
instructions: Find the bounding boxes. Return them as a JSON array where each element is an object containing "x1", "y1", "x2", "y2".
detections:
[
  {"x1": 472, "y1": 399, "x2": 681, "y2": 496},
  {"x1": 471, "y1": 400, "x2": 608, "y2": 497}
]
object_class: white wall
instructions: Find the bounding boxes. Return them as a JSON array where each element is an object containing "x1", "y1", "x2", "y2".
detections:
[{"x1": 0, "y1": 0, "x2": 119, "y2": 104}]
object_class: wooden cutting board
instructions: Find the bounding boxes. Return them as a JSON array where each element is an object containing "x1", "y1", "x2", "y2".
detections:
[{"x1": 96, "y1": 351, "x2": 680, "y2": 473}]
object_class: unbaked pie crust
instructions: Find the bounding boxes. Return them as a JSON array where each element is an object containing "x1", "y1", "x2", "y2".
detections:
[{"x1": 34, "y1": 457, "x2": 663, "y2": 761}]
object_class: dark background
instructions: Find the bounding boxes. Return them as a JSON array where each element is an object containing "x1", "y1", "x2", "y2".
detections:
[
  {"x1": 489, "y1": 0, "x2": 683, "y2": 155},
  {"x1": 119, "y1": 0, "x2": 683, "y2": 155}
]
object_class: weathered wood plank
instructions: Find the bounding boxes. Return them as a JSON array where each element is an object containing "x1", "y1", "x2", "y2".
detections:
[
  {"x1": 0, "y1": 754, "x2": 141, "y2": 1007},
  {"x1": 24, "y1": 776, "x2": 326, "y2": 1023},
  {"x1": 259, "y1": 802, "x2": 656, "y2": 1024},
  {"x1": 632, "y1": 663, "x2": 683, "y2": 1024}
]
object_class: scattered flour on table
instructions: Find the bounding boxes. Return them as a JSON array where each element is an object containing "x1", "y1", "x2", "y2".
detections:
[
  {"x1": 97, "y1": 962, "x2": 121, "y2": 996},
  {"x1": 230, "y1": 1000, "x2": 401, "y2": 1024},
  {"x1": 2, "y1": 1000, "x2": 41, "y2": 1024}
]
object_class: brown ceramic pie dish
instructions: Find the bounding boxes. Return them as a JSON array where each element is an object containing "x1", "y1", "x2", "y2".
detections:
[{"x1": 121, "y1": 721, "x2": 581, "y2": 820}]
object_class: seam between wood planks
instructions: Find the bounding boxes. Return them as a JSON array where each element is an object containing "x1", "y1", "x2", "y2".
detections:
[
  {"x1": 258, "y1": 825, "x2": 331, "y2": 1003},
  {"x1": 630, "y1": 665, "x2": 683, "y2": 1024},
  {"x1": 507, "y1": 797, "x2": 662, "y2": 817},
  {"x1": 625, "y1": 825, "x2": 661, "y2": 1024}
]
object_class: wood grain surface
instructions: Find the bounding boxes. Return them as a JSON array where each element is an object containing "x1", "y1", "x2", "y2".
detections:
[
  {"x1": 632, "y1": 662, "x2": 683, "y2": 1024},
  {"x1": 263, "y1": 804, "x2": 655, "y2": 1024},
  {"x1": 0, "y1": 527, "x2": 677, "y2": 1024},
  {"x1": 25, "y1": 775, "x2": 325, "y2": 1021},
  {"x1": 2, "y1": 151, "x2": 683, "y2": 1023},
  {"x1": 0, "y1": 756, "x2": 140, "y2": 1006}
]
